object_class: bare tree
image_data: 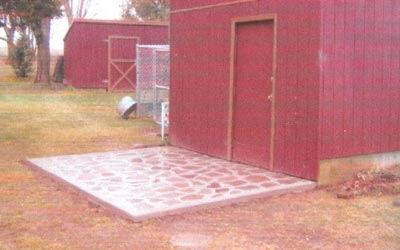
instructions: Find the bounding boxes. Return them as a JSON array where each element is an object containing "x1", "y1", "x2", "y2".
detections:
[
  {"x1": 122, "y1": 0, "x2": 169, "y2": 21},
  {"x1": 0, "y1": 14, "x2": 18, "y2": 63},
  {"x1": 1, "y1": 0, "x2": 62, "y2": 84},
  {"x1": 0, "y1": 13, "x2": 34, "y2": 63},
  {"x1": 63, "y1": 0, "x2": 93, "y2": 25}
]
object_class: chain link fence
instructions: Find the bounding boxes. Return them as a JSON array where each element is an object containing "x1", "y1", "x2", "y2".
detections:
[{"x1": 136, "y1": 45, "x2": 170, "y2": 124}]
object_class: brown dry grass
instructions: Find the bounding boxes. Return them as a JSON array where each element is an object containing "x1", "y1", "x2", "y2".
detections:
[{"x1": 0, "y1": 61, "x2": 399, "y2": 250}]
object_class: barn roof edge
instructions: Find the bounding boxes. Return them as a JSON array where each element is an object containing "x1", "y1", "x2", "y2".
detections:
[{"x1": 63, "y1": 18, "x2": 169, "y2": 42}]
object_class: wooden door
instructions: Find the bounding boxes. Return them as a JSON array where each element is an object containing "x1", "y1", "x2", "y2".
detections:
[
  {"x1": 231, "y1": 19, "x2": 275, "y2": 169},
  {"x1": 108, "y1": 36, "x2": 139, "y2": 92}
]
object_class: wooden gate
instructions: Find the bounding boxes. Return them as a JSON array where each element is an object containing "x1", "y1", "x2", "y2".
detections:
[
  {"x1": 228, "y1": 15, "x2": 277, "y2": 170},
  {"x1": 108, "y1": 36, "x2": 139, "y2": 91}
]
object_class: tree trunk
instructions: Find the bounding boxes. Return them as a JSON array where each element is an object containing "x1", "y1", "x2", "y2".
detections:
[
  {"x1": 34, "y1": 18, "x2": 51, "y2": 84},
  {"x1": 2, "y1": 20, "x2": 16, "y2": 64},
  {"x1": 6, "y1": 40, "x2": 15, "y2": 64}
]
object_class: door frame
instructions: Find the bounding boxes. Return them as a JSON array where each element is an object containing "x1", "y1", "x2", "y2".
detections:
[
  {"x1": 107, "y1": 35, "x2": 140, "y2": 92},
  {"x1": 227, "y1": 14, "x2": 278, "y2": 169}
]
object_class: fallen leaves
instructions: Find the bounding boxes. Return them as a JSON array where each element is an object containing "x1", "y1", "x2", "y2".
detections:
[{"x1": 336, "y1": 166, "x2": 400, "y2": 199}]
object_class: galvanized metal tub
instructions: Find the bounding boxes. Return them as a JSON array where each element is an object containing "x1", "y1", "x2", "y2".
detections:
[{"x1": 117, "y1": 96, "x2": 137, "y2": 119}]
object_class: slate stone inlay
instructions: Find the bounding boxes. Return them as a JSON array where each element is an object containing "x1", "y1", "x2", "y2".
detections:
[
  {"x1": 246, "y1": 175, "x2": 270, "y2": 183},
  {"x1": 27, "y1": 146, "x2": 316, "y2": 222}
]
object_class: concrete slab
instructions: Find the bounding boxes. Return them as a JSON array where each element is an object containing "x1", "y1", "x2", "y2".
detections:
[{"x1": 25, "y1": 146, "x2": 316, "y2": 222}]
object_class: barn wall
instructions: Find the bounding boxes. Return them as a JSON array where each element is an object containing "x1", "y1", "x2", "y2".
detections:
[
  {"x1": 170, "y1": 0, "x2": 321, "y2": 179},
  {"x1": 63, "y1": 21, "x2": 168, "y2": 88},
  {"x1": 319, "y1": 0, "x2": 400, "y2": 160},
  {"x1": 171, "y1": 0, "x2": 257, "y2": 11}
]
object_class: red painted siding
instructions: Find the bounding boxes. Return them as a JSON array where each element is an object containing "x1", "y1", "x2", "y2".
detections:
[
  {"x1": 63, "y1": 20, "x2": 168, "y2": 89},
  {"x1": 319, "y1": 0, "x2": 400, "y2": 159},
  {"x1": 171, "y1": 0, "x2": 247, "y2": 11},
  {"x1": 170, "y1": 0, "x2": 321, "y2": 180},
  {"x1": 171, "y1": 0, "x2": 400, "y2": 180}
]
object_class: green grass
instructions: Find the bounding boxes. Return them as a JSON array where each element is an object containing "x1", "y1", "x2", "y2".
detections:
[{"x1": 0, "y1": 81, "x2": 161, "y2": 159}]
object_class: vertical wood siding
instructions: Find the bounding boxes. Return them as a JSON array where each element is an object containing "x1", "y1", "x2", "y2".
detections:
[
  {"x1": 171, "y1": 0, "x2": 399, "y2": 180},
  {"x1": 170, "y1": 0, "x2": 321, "y2": 180},
  {"x1": 63, "y1": 21, "x2": 168, "y2": 89},
  {"x1": 319, "y1": 0, "x2": 400, "y2": 159},
  {"x1": 171, "y1": 0, "x2": 257, "y2": 12}
]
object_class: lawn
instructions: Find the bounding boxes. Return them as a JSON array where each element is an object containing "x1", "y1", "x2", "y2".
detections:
[{"x1": 0, "y1": 62, "x2": 399, "y2": 250}]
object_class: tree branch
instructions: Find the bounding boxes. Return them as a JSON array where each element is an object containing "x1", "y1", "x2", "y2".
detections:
[{"x1": 63, "y1": 0, "x2": 73, "y2": 25}]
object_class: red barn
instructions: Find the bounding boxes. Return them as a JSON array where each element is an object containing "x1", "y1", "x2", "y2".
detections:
[
  {"x1": 169, "y1": 0, "x2": 400, "y2": 183},
  {"x1": 63, "y1": 19, "x2": 168, "y2": 91}
]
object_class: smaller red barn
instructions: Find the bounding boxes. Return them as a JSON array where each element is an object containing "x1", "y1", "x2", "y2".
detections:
[{"x1": 63, "y1": 19, "x2": 168, "y2": 91}]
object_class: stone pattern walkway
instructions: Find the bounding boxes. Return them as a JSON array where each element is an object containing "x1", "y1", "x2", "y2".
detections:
[{"x1": 27, "y1": 147, "x2": 316, "y2": 221}]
